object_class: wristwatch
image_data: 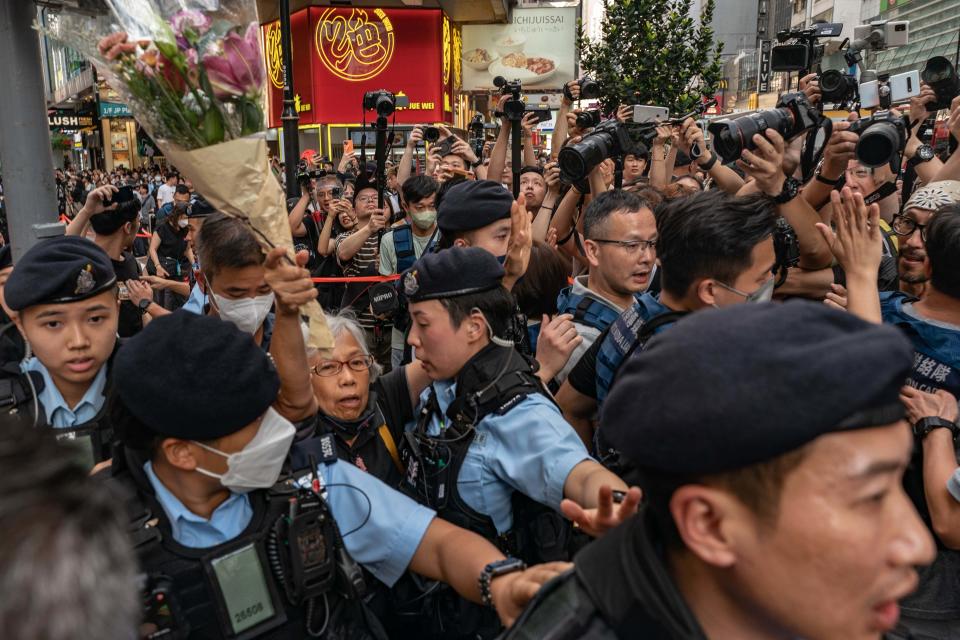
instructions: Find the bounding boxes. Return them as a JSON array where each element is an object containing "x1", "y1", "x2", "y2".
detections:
[
  {"x1": 138, "y1": 298, "x2": 152, "y2": 315},
  {"x1": 814, "y1": 169, "x2": 841, "y2": 186},
  {"x1": 772, "y1": 176, "x2": 801, "y2": 204},
  {"x1": 478, "y1": 558, "x2": 526, "y2": 609},
  {"x1": 913, "y1": 416, "x2": 959, "y2": 440},
  {"x1": 697, "y1": 152, "x2": 718, "y2": 172},
  {"x1": 907, "y1": 144, "x2": 935, "y2": 169}
]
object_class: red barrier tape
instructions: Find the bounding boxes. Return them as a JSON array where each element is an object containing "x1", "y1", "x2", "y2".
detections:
[{"x1": 311, "y1": 275, "x2": 401, "y2": 283}]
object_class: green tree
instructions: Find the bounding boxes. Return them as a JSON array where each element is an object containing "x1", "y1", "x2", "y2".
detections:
[{"x1": 578, "y1": 0, "x2": 724, "y2": 115}]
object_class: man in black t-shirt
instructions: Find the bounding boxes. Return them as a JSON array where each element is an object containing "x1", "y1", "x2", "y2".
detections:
[{"x1": 66, "y1": 185, "x2": 153, "y2": 337}]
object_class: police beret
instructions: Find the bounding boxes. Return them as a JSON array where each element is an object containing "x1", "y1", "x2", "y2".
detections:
[
  {"x1": 437, "y1": 180, "x2": 513, "y2": 235},
  {"x1": 114, "y1": 312, "x2": 280, "y2": 439},
  {"x1": 5, "y1": 236, "x2": 117, "y2": 311},
  {"x1": 601, "y1": 301, "x2": 913, "y2": 476},
  {"x1": 402, "y1": 246, "x2": 504, "y2": 302}
]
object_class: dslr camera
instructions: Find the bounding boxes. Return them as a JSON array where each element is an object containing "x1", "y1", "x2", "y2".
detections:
[
  {"x1": 921, "y1": 56, "x2": 960, "y2": 112},
  {"x1": 707, "y1": 92, "x2": 824, "y2": 163},
  {"x1": 558, "y1": 119, "x2": 644, "y2": 183},
  {"x1": 575, "y1": 110, "x2": 603, "y2": 130},
  {"x1": 849, "y1": 111, "x2": 910, "y2": 169},
  {"x1": 363, "y1": 90, "x2": 410, "y2": 117},
  {"x1": 564, "y1": 76, "x2": 600, "y2": 102},
  {"x1": 494, "y1": 76, "x2": 526, "y2": 121},
  {"x1": 422, "y1": 125, "x2": 441, "y2": 143}
]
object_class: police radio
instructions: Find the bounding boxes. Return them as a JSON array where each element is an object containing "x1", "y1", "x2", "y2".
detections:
[
  {"x1": 140, "y1": 574, "x2": 189, "y2": 639},
  {"x1": 267, "y1": 486, "x2": 338, "y2": 604}
]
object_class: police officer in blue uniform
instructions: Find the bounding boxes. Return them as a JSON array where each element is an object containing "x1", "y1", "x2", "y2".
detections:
[
  {"x1": 505, "y1": 302, "x2": 935, "y2": 640},
  {"x1": 400, "y1": 247, "x2": 640, "y2": 546},
  {"x1": 106, "y1": 311, "x2": 567, "y2": 639},
  {"x1": 2, "y1": 236, "x2": 120, "y2": 464},
  {"x1": 558, "y1": 190, "x2": 779, "y2": 456}
]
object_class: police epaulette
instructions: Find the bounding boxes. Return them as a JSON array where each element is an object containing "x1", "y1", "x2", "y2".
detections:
[{"x1": 317, "y1": 433, "x2": 338, "y2": 464}]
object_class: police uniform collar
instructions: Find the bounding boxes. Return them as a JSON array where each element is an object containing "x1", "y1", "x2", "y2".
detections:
[{"x1": 574, "y1": 509, "x2": 708, "y2": 639}]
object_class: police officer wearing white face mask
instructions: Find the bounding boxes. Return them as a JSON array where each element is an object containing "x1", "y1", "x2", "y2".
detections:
[
  {"x1": 105, "y1": 298, "x2": 570, "y2": 639},
  {"x1": 194, "y1": 213, "x2": 279, "y2": 348}
]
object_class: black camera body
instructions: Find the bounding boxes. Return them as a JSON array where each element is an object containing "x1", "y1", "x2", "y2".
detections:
[
  {"x1": 564, "y1": 76, "x2": 600, "y2": 102},
  {"x1": 423, "y1": 126, "x2": 441, "y2": 143},
  {"x1": 363, "y1": 90, "x2": 410, "y2": 117},
  {"x1": 770, "y1": 23, "x2": 842, "y2": 73},
  {"x1": 576, "y1": 110, "x2": 602, "y2": 130},
  {"x1": 494, "y1": 76, "x2": 527, "y2": 121},
  {"x1": 921, "y1": 56, "x2": 960, "y2": 112},
  {"x1": 819, "y1": 69, "x2": 859, "y2": 105},
  {"x1": 849, "y1": 111, "x2": 909, "y2": 169},
  {"x1": 558, "y1": 119, "x2": 640, "y2": 183},
  {"x1": 708, "y1": 92, "x2": 823, "y2": 163}
]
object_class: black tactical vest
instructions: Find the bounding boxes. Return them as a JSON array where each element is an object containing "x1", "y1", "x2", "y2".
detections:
[{"x1": 107, "y1": 443, "x2": 386, "y2": 640}]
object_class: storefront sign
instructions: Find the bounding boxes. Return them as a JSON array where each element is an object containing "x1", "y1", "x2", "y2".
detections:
[
  {"x1": 264, "y1": 7, "x2": 449, "y2": 126},
  {"x1": 99, "y1": 101, "x2": 132, "y2": 118},
  {"x1": 49, "y1": 114, "x2": 94, "y2": 128},
  {"x1": 461, "y1": 7, "x2": 576, "y2": 92}
]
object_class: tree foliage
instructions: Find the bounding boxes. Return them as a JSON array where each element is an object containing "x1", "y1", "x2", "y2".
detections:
[{"x1": 578, "y1": 0, "x2": 724, "y2": 115}]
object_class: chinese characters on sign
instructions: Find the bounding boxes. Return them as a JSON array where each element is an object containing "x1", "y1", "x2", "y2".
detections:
[
  {"x1": 315, "y1": 8, "x2": 396, "y2": 82},
  {"x1": 265, "y1": 22, "x2": 284, "y2": 90}
]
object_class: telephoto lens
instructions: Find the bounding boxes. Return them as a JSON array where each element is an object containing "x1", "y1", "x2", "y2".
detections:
[
  {"x1": 558, "y1": 120, "x2": 636, "y2": 182},
  {"x1": 850, "y1": 113, "x2": 908, "y2": 168},
  {"x1": 424, "y1": 126, "x2": 441, "y2": 143},
  {"x1": 575, "y1": 110, "x2": 602, "y2": 130},
  {"x1": 819, "y1": 70, "x2": 858, "y2": 104},
  {"x1": 921, "y1": 56, "x2": 960, "y2": 112},
  {"x1": 707, "y1": 92, "x2": 821, "y2": 163}
]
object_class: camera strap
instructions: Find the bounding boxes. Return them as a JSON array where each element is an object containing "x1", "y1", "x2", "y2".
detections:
[
  {"x1": 800, "y1": 117, "x2": 832, "y2": 184},
  {"x1": 863, "y1": 180, "x2": 899, "y2": 206}
]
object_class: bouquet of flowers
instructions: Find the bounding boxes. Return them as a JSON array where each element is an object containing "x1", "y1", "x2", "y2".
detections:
[{"x1": 43, "y1": 0, "x2": 331, "y2": 349}]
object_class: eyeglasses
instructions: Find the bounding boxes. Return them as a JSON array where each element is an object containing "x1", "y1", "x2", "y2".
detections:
[
  {"x1": 310, "y1": 355, "x2": 375, "y2": 377},
  {"x1": 591, "y1": 238, "x2": 657, "y2": 254},
  {"x1": 355, "y1": 195, "x2": 378, "y2": 204},
  {"x1": 891, "y1": 214, "x2": 927, "y2": 241},
  {"x1": 846, "y1": 168, "x2": 872, "y2": 179}
]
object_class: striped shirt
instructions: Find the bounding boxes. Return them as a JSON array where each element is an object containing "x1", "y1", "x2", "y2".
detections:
[{"x1": 336, "y1": 230, "x2": 381, "y2": 329}]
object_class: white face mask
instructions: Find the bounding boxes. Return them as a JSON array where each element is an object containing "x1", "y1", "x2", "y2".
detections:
[
  {"x1": 211, "y1": 292, "x2": 274, "y2": 334},
  {"x1": 193, "y1": 408, "x2": 296, "y2": 493},
  {"x1": 177, "y1": 218, "x2": 189, "y2": 228}
]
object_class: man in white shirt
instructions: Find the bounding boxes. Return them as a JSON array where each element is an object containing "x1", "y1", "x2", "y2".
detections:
[{"x1": 155, "y1": 172, "x2": 177, "y2": 209}]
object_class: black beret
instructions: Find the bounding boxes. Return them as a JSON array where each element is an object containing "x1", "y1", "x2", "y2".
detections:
[
  {"x1": 401, "y1": 246, "x2": 504, "y2": 302},
  {"x1": 0, "y1": 246, "x2": 11, "y2": 271},
  {"x1": 437, "y1": 180, "x2": 513, "y2": 235},
  {"x1": 114, "y1": 312, "x2": 280, "y2": 439},
  {"x1": 5, "y1": 236, "x2": 117, "y2": 311},
  {"x1": 601, "y1": 301, "x2": 913, "y2": 476}
]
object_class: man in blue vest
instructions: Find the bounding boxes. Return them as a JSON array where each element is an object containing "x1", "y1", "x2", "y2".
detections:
[
  {"x1": 554, "y1": 190, "x2": 657, "y2": 384},
  {"x1": 379, "y1": 175, "x2": 439, "y2": 368},
  {"x1": 558, "y1": 190, "x2": 779, "y2": 456}
]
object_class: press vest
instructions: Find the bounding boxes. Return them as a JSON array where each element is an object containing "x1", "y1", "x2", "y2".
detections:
[{"x1": 556, "y1": 287, "x2": 623, "y2": 334}]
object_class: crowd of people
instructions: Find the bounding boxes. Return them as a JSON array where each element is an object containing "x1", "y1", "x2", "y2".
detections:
[{"x1": 0, "y1": 73, "x2": 959, "y2": 640}]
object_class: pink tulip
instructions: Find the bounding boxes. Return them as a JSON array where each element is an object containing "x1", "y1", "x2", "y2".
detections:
[{"x1": 202, "y1": 23, "x2": 264, "y2": 99}]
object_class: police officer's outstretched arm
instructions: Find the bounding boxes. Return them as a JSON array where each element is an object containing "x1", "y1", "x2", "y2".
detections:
[
  {"x1": 560, "y1": 462, "x2": 642, "y2": 538},
  {"x1": 409, "y1": 517, "x2": 572, "y2": 626},
  {"x1": 265, "y1": 247, "x2": 319, "y2": 421}
]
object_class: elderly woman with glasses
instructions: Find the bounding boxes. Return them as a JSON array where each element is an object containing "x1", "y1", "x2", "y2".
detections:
[{"x1": 297, "y1": 313, "x2": 431, "y2": 487}]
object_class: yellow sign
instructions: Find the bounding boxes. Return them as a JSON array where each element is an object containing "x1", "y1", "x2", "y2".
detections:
[
  {"x1": 452, "y1": 26, "x2": 462, "y2": 91},
  {"x1": 265, "y1": 22, "x2": 284, "y2": 90},
  {"x1": 315, "y1": 8, "x2": 395, "y2": 82},
  {"x1": 442, "y1": 15, "x2": 451, "y2": 86}
]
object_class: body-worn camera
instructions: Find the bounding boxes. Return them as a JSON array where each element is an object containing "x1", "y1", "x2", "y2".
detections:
[
  {"x1": 819, "y1": 69, "x2": 859, "y2": 104},
  {"x1": 575, "y1": 110, "x2": 602, "y2": 130},
  {"x1": 564, "y1": 76, "x2": 600, "y2": 102},
  {"x1": 363, "y1": 90, "x2": 410, "y2": 117},
  {"x1": 707, "y1": 92, "x2": 823, "y2": 163},
  {"x1": 849, "y1": 111, "x2": 910, "y2": 168},
  {"x1": 921, "y1": 56, "x2": 959, "y2": 112}
]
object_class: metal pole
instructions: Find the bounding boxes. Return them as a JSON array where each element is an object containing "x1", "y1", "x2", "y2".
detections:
[
  {"x1": 0, "y1": 1, "x2": 63, "y2": 261},
  {"x1": 279, "y1": 0, "x2": 300, "y2": 199}
]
